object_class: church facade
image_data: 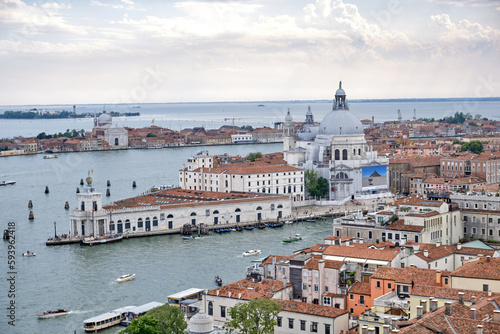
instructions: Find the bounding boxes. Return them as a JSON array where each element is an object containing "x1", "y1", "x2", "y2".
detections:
[{"x1": 283, "y1": 82, "x2": 389, "y2": 201}]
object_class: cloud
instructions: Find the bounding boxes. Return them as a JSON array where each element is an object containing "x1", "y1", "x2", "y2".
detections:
[
  {"x1": 90, "y1": 0, "x2": 145, "y2": 11},
  {"x1": 427, "y1": 0, "x2": 500, "y2": 7}
]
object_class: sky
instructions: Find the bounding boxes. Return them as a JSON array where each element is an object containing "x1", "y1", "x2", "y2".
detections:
[{"x1": 0, "y1": 0, "x2": 499, "y2": 105}]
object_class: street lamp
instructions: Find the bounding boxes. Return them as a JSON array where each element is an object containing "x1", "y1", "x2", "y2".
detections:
[{"x1": 54, "y1": 221, "x2": 57, "y2": 239}]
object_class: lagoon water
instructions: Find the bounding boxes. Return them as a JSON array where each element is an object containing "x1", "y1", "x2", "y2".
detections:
[{"x1": 1, "y1": 98, "x2": 500, "y2": 333}]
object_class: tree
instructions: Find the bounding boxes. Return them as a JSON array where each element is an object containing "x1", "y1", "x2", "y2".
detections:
[
  {"x1": 120, "y1": 316, "x2": 159, "y2": 334},
  {"x1": 224, "y1": 298, "x2": 281, "y2": 334},
  {"x1": 144, "y1": 304, "x2": 187, "y2": 334},
  {"x1": 304, "y1": 169, "x2": 318, "y2": 198},
  {"x1": 246, "y1": 152, "x2": 262, "y2": 161},
  {"x1": 460, "y1": 140, "x2": 484, "y2": 154},
  {"x1": 241, "y1": 125, "x2": 254, "y2": 131},
  {"x1": 316, "y1": 177, "x2": 329, "y2": 198},
  {"x1": 146, "y1": 133, "x2": 157, "y2": 137}
]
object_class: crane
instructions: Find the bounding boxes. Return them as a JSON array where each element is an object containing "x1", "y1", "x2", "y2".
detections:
[{"x1": 224, "y1": 117, "x2": 252, "y2": 134}]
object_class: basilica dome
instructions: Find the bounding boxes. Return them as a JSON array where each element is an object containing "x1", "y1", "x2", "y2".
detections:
[
  {"x1": 98, "y1": 112, "x2": 112, "y2": 125},
  {"x1": 318, "y1": 109, "x2": 363, "y2": 136}
]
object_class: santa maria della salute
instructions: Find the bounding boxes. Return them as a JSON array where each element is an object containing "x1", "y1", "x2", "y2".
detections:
[{"x1": 284, "y1": 82, "x2": 390, "y2": 201}]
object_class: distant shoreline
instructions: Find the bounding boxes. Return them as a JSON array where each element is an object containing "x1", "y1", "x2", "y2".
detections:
[{"x1": 1, "y1": 97, "x2": 499, "y2": 110}]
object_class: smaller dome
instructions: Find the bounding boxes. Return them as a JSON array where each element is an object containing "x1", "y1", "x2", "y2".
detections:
[
  {"x1": 98, "y1": 112, "x2": 112, "y2": 125},
  {"x1": 86, "y1": 176, "x2": 93, "y2": 186},
  {"x1": 188, "y1": 312, "x2": 214, "y2": 333},
  {"x1": 284, "y1": 110, "x2": 293, "y2": 122},
  {"x1": 335, "y1": 88, "x2": 345, "y2": 96}
]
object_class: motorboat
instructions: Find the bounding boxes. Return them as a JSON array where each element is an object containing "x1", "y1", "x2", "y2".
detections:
[
  {"x1": 115, "y1": 274, "x2": 135, "y2": 283},
  {"x1": 43, "y1": 154, "x2": 59, "y2": 159},
  {"x1": 284, "y1": 220, "x2": 293, "y2": 224},
  {"x1": 22, "y1": 251, "x2": 36, "y2": 257},
  {"x1": 242, "y1": 249, "x2": 261, "y2": 257},
  {"x1": 182, "y1": 236, "x2": 196, "y2": 240},
  {"x1": 0, "y1": 180, "x2": 16, "y2": 186},
  {"x1": 37, "y1": 309, "x2": 69, "y2": 319},
  {"x1": 214, "y1": 275, "x2": 222, "y2": 286},
  {"x1": 80, "y1": 234, "x2": 123, "y2": 246},
  {"x1": 283, "y1": 234, "x2": 302, "y2": 243}
]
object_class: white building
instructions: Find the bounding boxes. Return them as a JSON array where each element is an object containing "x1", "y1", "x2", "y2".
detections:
[
  {"x1": 179, "y1": 151, "x2": 305, "y2": 202},
  {"x1": 283, "y1": 82, "x2": 389, "y2": 201},
  {"x1": 69, "y1": 177, "x2": 292, "y2": 237},
  {"x1": 92, "y1": 111, "x2": 129, "y2": 148}
]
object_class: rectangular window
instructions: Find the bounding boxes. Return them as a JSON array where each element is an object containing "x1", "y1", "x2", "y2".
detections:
[
  {"x1": 288, "y1": 318, "x2": 294, "y2": 329},
  {"x1": 277, "y1": 317, "x2": 282, "y2": 327},
  {"x1": 387, "y1": 283, "x2": 392, "y2": 289},
  {"x1": 369, "y1": 231, "x2": 373, "y2": 239},
  {"x1": 359, "y1": 295, "x2": 365, "y2": 305},
  {"x1": 311, "y1": 322, "x2": 318, "y2": 333},
  {"x1": 376, "y1": 281, "x2": 381, "y2": 288},
  {"x1": 220, "y1": 306, "x2": 226, "y2": 318},
  {"x1": 314, "y1": 284, "x2": 319, "y2": 292},
  {"x1": 388, "y1": 233, "x2": 393, "y2": 239},
  {"x1": 483, "y1": 284, "x2": 489, "y2": 292},
  {"x1": 300, "y1": 320, "x2": 306, "y2": 331},
  {"x1": 349, "y1": 294, "x2": 354, "y2": 300},
  {"x1": 302, "y1": 283, "x2": 307, "y2": 291},
  {"x1": 325, "y1": 324, "x2": 331, "y2": 334}
]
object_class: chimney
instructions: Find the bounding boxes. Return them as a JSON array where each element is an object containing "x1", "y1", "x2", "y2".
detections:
[
  {"x1": 238, "y1": 293, "x2": 242, "y2": 299},
  {"x1": 367, "y1": 328, "x2": 375, "y2": 334},
  {"x1": 216, "y1": 290, "x2": 219, "y2": 296},
  {"x1": 361, "y1": 325, "x2": 368, "y2": 334},
  {"x1": 436, "y1": 241, "x2": 441, "y2": 247},
  {"x1": 417, "y1": 306, "x2": 423, "y2": 319},
  {"x1": 470, "y1": 307, "x2": 477, "y2": 320},
  {"x1": 424, "y1": 250, "x2": 429, "y2": 257},
  {"x1": 486, "y1": 256, "x2": 491, "y2": 262},
  {"x1": 458, "y1": 292, "x2": 465, "y2": 304},
  {"x1": 493, "y1": 310, "x2": 500, "y2": 322},
  {"x1": 472, "y1": 296, "x2": 476, "y2": 305},
  {"x1": 384, "y1": 317, "x2": 391, "y2": 325},
  {"x1": 436, "y1": 270, "x2": 442, "y2": 285},
  {"x1": 228, "y1": 291, "x2": 231, "y2": 298},
  {"x1": 430, "y1": 299, "x2": 438, "y2": 312},
  {"x1": 359, "y1": 238, "x2": 364, "y2": 244},
  {"x1": 391, "y1": 318, "x2": 398, "y2": 329},
  {"x1": 489, "y1": 290, "x2": 492, "y2": 297},
  {"x1": 445, "y1": 302, "x2": 452, "y2": 316},
  {"x1": 457, "y1": 243, "x2": 462, "y2": 250},
  {"x1": 477, "y1": 325, "x2": 484, "y2": 334},
  {"x1": 383, "y1": 325, "x2": 391, "y2": 334},
  {"x1": 420, "y1": 300, "x2": 428, "y2": 314},
  {"x1": 346, "y1": 241, "x2": 350, "y2": 246}
]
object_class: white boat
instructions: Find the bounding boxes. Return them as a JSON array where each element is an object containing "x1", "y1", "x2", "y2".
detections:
[
  {"x1": 284, "y1": 220, "x2": 293, "y2": 224},
  {"x1": 115, "y1": 273, "x2": 135, "y2": 283},
  {"x1": 0, "y1": 180, "x2": 16, "y2": 186},
  {"x1": 242, "y1": 249, "x2": 261, "y2": 257},
  {"x1": 43, "y1": 154, "x2": 59, "y2": 159},
  {"x1": 80, "y1": 234, "x2": 123, "y2": 246},
  {"x1": 37, "y1": 309, "x2": 69, "y2": 319},
  {"x1": 23, "y1": 251, "x2": 36, "y2": 257}
]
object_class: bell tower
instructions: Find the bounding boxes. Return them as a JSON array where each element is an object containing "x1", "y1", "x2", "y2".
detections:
[{"x1": 283, "y1": 109, "x2": 295, "y2": 152}]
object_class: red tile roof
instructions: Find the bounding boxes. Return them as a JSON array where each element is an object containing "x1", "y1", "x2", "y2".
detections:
[
  {"x1": 451, "y1": 257, "x2": 500, "y2": 280},
  {"x1": 385, "y1": 220, "x2": 424, "y2": 232},
  {"x1": 277, "y1": 300, "x2": 348, "y2": 319},
  {"x1": 206, "y1": 278, "x2": 290, "y2": 300},
  {"x1": 371, "y1": 267, "x2": 443, "y2": 286},
  {"x1": 322, "y1": 244, "x2": 399, "y2": 262},
  {"x1": 411, "y1": 285, "x2": 499, "y2": 302},
  {"x1": 414, "y1": 245, "x2": 496, "y2": 262},
  {"x1": 349, "y1": 281, "x2": 371, "y2": 295}
]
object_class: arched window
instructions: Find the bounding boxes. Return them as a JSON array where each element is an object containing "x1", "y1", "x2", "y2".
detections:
[
  {"x1": 235, "y1": 208, "x2": 241, "y2": 212},
  {"x1": 114, "y1": 138, "x2": 119, "y2": 146},
  {"x1": 256, "y1": 206, "x2": 262, "y2": 211},
  {"x1": 153, "y1": 216, "x2": 158, "y2": 226},
  {"x1": 145, "y1": 217, "x2": 151, "y2": 230},
  {"x1": 190, "y1": 212, "x2": 196, "y2": 225},
  {"x1": 167, "y1": 214, "x2": 174, "y2": 218},
  {"x1": 342, "y1": 149, "x2": 348, "y2": 160},
  {"x1": 277, "y1": 204, "x2": 283, "y2": 208},
  {"x1": 335, "y1": 149, "x2": 340, "y2": 160},
  {"x1": 358, "y1": 148, "x2": 361, "y2": 155},
  {"x1": 336, "y1": 172, "x2": 348, "y2": 179},
  {"x1": 125, "y1": 219, "x2": 130, "y2": 229},
  {"x1": 208, "y1": 302, "x2": 213, "y2": 316},
  {"x1": 190, "y1": 212, "x2": 197, "y2": 216},
  {"x1": 213, "y1": 210, "x2": 219, "y2": 214},
  {"x1": 137, "y1": 218, "x2": 143, "y2": 228},
  {"x1": 109, "y1": 221, "x2": 115, "y2": 231}
]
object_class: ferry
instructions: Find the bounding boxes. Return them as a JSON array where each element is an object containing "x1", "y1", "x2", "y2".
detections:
[
  {"x1": 242, "y1": 249, "x2": 261, "y2": 257},
  {"x1": 167, "y1": 288, "x2": 204, "y2": 307},
  {"x1": 43, "y1": 154, "x2": 59, "y2": 159},
  {"x1": 80, "y1": 234, "x2": 123, "y2": 246},
  {"x1": 120, "y1": 302, "x2": 163, "y2": 326},
  {"x1": 83, "y1": 306, "x2": 136, "y2": 332}
]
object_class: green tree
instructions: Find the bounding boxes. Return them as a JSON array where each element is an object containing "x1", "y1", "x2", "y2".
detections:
[
  {"x1": 304, "y1": 169, "x2": 318, "y2": 198},
  {"x1": 460, "y1": 140, "x2": 484, "y2": 154},
  {"x1": 241, "y1": 125, "x2": 254, "y2": 131},
  {"x1": 316, "y1": 177, "x2": 329, "y2": 198},
  {"x1": 120, "y1": 316, "x2": 159, "y2": 334},
  {"x1": 246, "y1": 152, "x2": 262, "y2": 161},
  {"x1": 224, "y1": 298, "x2": 281, "y2": 334},
  {"x1": 146, "y1": 133, "x2": 158, "y2": 137},
  {"x1": 144, "y1": 304, "x2": 187, "y2": 334}
]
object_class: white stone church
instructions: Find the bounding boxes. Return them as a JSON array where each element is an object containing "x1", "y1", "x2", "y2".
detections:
[{"x1": 284, "y1": 82, "x2": 389, "y2": 201}]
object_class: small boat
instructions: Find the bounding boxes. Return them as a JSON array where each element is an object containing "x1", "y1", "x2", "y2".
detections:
[
  {"x1": 242, "y1": 249, "x2": 261, "y2": 257},
  {"x1": 37, "y1": 309, "x2": 69, "y2": 319},
  {"x1": 284, "y1": 220, "x2": 294, "y2": 224},
  {"x1": 0, "y1": 181, "x2": 16, "y2": 186},
  {"x1": 22, "y1": 251, "x2": 36, "y2": 257},
  {"x1": 214, "y1": 275, "x2": 222, "y2": 286},
  {"x1": 305, "y1": 219, "x2": 316, "y2": 222},
  {"x1": 115, "y1": 274, "x2": 135, "y2": 283},
  {"x1": 244, "y1": 226, "x2": 254, "y2": 230},
  {"x1": 182, "y1": 236, "x2": 196, "y2": 240},
  {"x1": 80, "y1": 234, "x2": 123, "y2": 246},
  {"x1": 283, "y1": 234, "x2": 302, "y2": 243},
  {"x1": 43, "y1": 154, "x2": 59, "y2": 159}
]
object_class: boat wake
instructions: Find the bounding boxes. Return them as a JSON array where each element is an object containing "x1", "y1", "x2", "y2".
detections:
[{"x1": 68, "y1": 310, "x2": 93, "y2": 314}]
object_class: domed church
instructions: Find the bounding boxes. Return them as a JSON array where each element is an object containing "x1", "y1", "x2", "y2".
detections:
[
  {"x1": 284, "y1": 82, "x2": 389, "y2": 201},
  {"x1": 92, "y1": 108, "x2": 129, "y2": 149}
]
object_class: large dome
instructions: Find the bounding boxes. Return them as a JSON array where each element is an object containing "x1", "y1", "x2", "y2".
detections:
[
  {"x1": 318, "y1": 110, "x2": 363, "y2": 136},
  {"x1": 98, "y1": 112, "x2": 112, "y2": 125}
]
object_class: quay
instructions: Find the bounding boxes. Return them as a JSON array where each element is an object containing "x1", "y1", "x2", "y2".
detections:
[{"x1": 45, "y1": 210, "x2": 345, "y2": 246}]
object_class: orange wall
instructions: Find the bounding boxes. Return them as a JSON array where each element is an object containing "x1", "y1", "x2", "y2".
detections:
[{"x1": 347, "y1": 293, "x2": 372, "y2": 317}]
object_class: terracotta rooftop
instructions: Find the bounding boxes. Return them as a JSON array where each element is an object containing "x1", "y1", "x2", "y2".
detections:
[
  {"x1": 397, "y1": 297, "x2": 500, "y2": 334},
  {"x1": 414, "y1": 245, "x2": 496, "y2": 262},
  {"x1": 348, "y1": 281, "x2": 371, "y2": 295},
  {"x1": 303, "y1": 258, "x2": 344, "y2": 270},
  {"x1": 103, "y1": 188, "x2": 289, "y2": 210},
  {"x1": 405, "y1": 211, "x2": 440, "y2": 218},
  {"x1": 260, "y1": 255, "x2": 294, "y2": 267},
  {"x1": 371, "y1": 267, "x2": 444, "y2": 286},
  {"x1": 385, "y1": 220, "x2": 424, "y2": 232},
  {"x1": 322, "y1": 243, "x2": 399, "y2": 262},
  {"x1": 206, "y1": 278, "x2": 290, "y2": 300},
  {"x1": 188, "y1": 163, "x2": 302, "y2": 175},
  {"x1": 394, "y1": 196, "x2": 443, "y2": 208},
  {"x1": 451, "y1": 256, "x2": 500, "y2": 280},
  {"x1": 277, "y1": 300, "x2": 348, "y2": 319},
  {"x1": 411, "y1": 285, "x2": 499, "y2": 302}
]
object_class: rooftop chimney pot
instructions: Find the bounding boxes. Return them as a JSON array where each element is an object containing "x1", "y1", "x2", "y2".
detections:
[
  {"x1": 470, "y1": 307, "x2": 477, "y2": 320},
  {"x1": 493, "y1": 310, "x2": 500, "y2": 322},
  {"x1": 459, "y1": 292, "x2": 465, "y2": 304},
  {"x1": 445, "y1": 302, "x2": 452, "y2": 316}
]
